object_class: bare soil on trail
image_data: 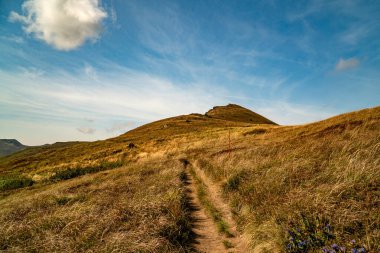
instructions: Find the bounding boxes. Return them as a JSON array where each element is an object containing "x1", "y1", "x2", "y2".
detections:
[
  {"x1": 184, "y1": 164, "x2": 249, "y2": 253},
  {"x1": 185, "y1": 171, "x2": 228, "y2": 253},
  {"x1": 192, "y1": 164, "x2": 250, "y2": 252}
]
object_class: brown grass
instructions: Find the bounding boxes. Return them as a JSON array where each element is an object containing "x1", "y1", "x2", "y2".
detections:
[
  {"x1": 182, "y1": 106, "x2": 380, "y2": 252},
  {"x1": 0, "y1": 159, "x2": 194, "y2": 252},
  {"x1": 0, "y1": 105, "x2": 379, "y2": 252}
]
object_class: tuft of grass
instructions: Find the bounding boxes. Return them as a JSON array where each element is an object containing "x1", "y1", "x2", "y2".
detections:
[
  {"x1": 223, "y1": 240, "x2": 234, "y2": 249},
  {"x1": 54, "y1": 195, "x2": 86, "y2": 206},
  {"x1": 223, "y1": 171, "x2": 246, "y2": 192}
]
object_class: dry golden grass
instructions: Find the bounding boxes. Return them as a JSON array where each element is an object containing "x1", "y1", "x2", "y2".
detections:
[
  {"x1": 181, "y1": 106, "x2": 380, "y2": 252},
  {"x1": 0, "y1": 105, "x2": 378, "y2": 252},
  {"x1": 0, "y1": 159, "x2": 194, "y2": 252}
]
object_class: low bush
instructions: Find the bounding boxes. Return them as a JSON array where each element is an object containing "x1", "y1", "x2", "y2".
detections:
[
  {"x1": 0, "y1": 176, "x2": 33, "y2": 191},
  {"x1": 51, "y1": 160, "x2": 123, "y2": 181},
  {"x1": 243, "y1": 128, "x2": 267, "y2": 136}
]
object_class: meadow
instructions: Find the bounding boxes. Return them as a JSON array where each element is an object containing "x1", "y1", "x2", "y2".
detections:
[{"x1": 0, "y1": 104, "x2": 378, "y2": 252}]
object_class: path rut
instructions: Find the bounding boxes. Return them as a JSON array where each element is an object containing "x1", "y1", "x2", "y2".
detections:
[
  {"x1": 183, "y1": 161, "x2": 249, "y2": 252},
  {"x1": 184, "y1": 170, "x2": 228, "y2": 252},
  {"x1": 192, "y1": 163, "x2": 250, "y2": 252}
]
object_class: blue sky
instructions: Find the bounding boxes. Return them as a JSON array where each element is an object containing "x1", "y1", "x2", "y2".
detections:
[{"x1": 0, "y1": 0, "x2": 379, "y2": 145}]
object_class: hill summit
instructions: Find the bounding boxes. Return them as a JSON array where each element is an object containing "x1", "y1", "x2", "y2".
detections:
[
  {"x1": 205, "y1": 104, "x2": 276, "y2": 124},
  {"x1": 119, "y1": 104, "x2": 276, "y2": 140}
]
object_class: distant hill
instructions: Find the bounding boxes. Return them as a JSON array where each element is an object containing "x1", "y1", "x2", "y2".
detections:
[
  {"x1": 205, "y1": 104, "x2": 277, "y2": 124},
  {"x1": 0, "y1": 139, "x2": 27, "y2": 157}
]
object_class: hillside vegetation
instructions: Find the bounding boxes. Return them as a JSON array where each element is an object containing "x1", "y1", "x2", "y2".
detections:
[{"x1": 0, "y1": 105, "x2": 378, "y2": 252}]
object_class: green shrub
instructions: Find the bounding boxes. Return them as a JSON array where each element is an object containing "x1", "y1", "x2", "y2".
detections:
[
  {"x1": 51, "y1": 160, "x2": 123, "y2": 181},
  {"x1": 0, "y1": 176, "x2": 34, "y2": 191}
]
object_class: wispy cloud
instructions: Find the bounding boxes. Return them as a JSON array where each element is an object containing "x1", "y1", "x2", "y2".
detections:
[
  {"x1": 106, "y1": 122, "x2": 132, "y2": 133},
  {"x1": 339, "y1": 23, "x2": 373, "y2": 45},
  {"x1": 0, "y1": 61, "x2": 337, "y2": 145},
  {"x1": 83, "y1": 63, "x2": 99, "y2": 81},
  {"x1": 0, "y1": 65, "x2": 226, "y2": 144},
  {"x1": 335, "y1": 57, "x2": 359, "y2": 72},
  {"x1": 9, "y1": 0, "x2": 107, "y2": 50},
  {"x1": 77, "y1": 127, "x2": 96, "y2": 134},
  {"x1": 0, "y1": 35, "x2": 25, "y2": 44},
  {"x1": 225, "y1": 95, "x2": 335, "y2": 125}
]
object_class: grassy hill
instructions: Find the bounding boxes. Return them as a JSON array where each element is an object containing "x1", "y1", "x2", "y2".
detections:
[
  {"x1": 0, "y1": 139, "x2": 27, "y2": 157},
  {"x1": 0, "y1": 105, "x2": 378, "y2": 252}
]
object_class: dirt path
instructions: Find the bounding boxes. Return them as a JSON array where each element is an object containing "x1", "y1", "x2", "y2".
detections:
[
  {"x1": 192, "y1": 163, "x2": 250, "y2": 252},
  {"x1": 183, "y1": 160, "x2": 250, "y2": 253},
  {"x1": 184, "y1": 170, "x2": 229, "y2": 252}
]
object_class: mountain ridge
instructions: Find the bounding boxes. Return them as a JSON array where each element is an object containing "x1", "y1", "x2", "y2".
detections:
[{"x1": 0, "y1": 139, "x2": 27, "y2": 157}]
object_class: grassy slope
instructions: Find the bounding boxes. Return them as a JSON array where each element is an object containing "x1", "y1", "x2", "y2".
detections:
[
  {"x1": 185, "y1": 106, "x2": 380, "y2": 252},
  {"x1": 0, "y1": 114, "x2": 252, "y2": 180},
  {"x1": 0, "y1": 105, "x2": 379, "y2": 252},
  {"x1": 0, "y1": 159, "x2": 194, "y2": 252}
]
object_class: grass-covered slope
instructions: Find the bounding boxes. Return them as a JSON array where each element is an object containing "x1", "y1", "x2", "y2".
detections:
[
  {"x1": 0, "y1": 109, "x2": 256, "y2": 184},
  {"x1": 0, "y1": 159, "x2": 194, "y2": 252},
  {"x1": 187, "y1": 106, "x2": 380, "y2": 252},
  {"x1": 0, "y1": 105, "x2": 378, "y2": 252}
]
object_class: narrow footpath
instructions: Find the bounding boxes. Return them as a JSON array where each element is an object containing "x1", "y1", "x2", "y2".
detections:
[
  {"x1": 183, "y1": 161, "x2": 249, "y2": 252},
  {"x1": 184, "y1": 170, "x2": 228, "y2": 252}
]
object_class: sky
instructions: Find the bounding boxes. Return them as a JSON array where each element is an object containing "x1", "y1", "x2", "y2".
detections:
[{"x1": 0, "y1": 0, "x2": 379, "y2": 145}]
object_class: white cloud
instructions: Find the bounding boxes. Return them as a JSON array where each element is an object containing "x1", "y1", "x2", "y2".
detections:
[
  {"x1": 9, "y1": 0, "x2": 107, "y2": 50},
  {"x1": 77, "y1": 127, "x2": 96, "y2": 134},
  {"x1": 335, "y1": 57, "x2": 359, "y2": 72}
]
